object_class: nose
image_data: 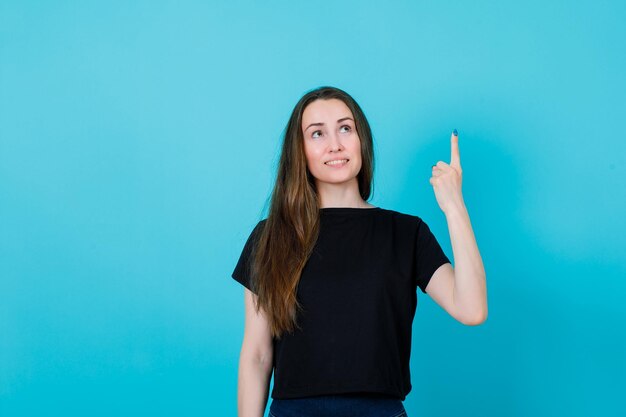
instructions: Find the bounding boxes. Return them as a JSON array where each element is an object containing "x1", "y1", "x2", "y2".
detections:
[{"x1": 328, "y1": 131, "x2": 343, "y2": 152}]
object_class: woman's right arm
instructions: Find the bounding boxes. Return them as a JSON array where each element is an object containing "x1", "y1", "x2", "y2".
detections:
[{"x1": 238, "y1": 288, "x2": 274, "y2": 417}]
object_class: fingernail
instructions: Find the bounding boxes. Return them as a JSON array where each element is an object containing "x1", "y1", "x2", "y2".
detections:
[{"x1": 453, "y1": 129, "x2": 458, "y2": 136}]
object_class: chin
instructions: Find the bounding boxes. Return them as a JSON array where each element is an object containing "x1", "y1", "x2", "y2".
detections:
[{"x1": 320, "y1": 175, "x2": 359, "y2": 185}]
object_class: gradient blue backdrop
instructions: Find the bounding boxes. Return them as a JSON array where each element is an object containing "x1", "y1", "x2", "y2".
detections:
[{"x1": 1, "y1": 1, "x2": 624, "y2": 416}]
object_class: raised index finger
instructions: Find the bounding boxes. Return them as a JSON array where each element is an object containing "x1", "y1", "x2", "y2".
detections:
[{"x1": 450, "y1": 129, "x2": 461, "y2": 169}]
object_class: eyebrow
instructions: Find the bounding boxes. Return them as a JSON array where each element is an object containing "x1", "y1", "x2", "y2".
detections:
[{"x1": 305, "y1": 117, "x2": 354, "y2": 132}]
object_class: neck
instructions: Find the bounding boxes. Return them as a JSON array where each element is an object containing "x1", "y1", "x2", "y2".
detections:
[{"x1": 315, "y1": 178, "x2": 371, "y2": 208}]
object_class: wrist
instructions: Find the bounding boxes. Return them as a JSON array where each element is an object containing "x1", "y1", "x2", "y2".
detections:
[{"x1": 443, "y1": 199, "x2": 467, "y2": 218}]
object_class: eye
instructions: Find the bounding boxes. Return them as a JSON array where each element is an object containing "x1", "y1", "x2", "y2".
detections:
[
  {"x1": 340, "y1": 125, "x2": 352, "y2": 133},
  {"x1": 312, "y1": 130, "x2": 322, "y2": 139}
]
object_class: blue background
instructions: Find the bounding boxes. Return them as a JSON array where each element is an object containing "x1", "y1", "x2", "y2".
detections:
[{"x1": 1, "y1": 1, "x2": 624, "y2": 416}]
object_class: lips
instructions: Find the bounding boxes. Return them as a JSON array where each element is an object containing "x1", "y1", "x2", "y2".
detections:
[{"x1": 324, "y1": 158, "x2": 349, "y2": 165}]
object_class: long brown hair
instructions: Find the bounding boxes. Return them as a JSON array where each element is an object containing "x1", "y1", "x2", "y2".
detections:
[{"x1": 249, "y1": 86, "x2": 375, "y2": 339}]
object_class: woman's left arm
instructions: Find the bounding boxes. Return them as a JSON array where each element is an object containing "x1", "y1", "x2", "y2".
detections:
[{"x1": 430, "y1": 130, "x2": 487, "y2": 324}]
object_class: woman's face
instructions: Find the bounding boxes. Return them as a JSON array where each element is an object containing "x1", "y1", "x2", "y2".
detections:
[{"x1": 301, "y1": 98, "x2": 362, "y2": 188}]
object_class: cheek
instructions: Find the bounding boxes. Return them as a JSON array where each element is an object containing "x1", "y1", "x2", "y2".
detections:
[
  {"x1": 350, "y1": 141, "x2": 362, "y2": 164},
  {"x1": 303, "y1": 143, "x2": 313, "y2": 161},
  {"x1": 303, "y1": 145, "x2": 322, "y2": 170},
  {"x1": 304, "y1": 143, "x2": 323, "y2": 160}
]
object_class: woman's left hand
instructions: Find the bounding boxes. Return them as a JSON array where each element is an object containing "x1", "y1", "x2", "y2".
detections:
[{"x1": 430, "y1": 130, "x2": 465, "y2": 214}]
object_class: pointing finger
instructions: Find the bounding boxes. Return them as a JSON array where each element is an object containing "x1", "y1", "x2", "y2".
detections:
[{"x1": 450, "y1": 129, "x2": 461, "y2": 169}]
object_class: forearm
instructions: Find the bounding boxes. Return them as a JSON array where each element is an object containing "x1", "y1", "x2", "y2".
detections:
[
  {"x1": 238, "y1": 354, "x2": 273, "y2": 417},
  {"x1": 444, "y1": 201, "x2": 487, "y2": 323}
]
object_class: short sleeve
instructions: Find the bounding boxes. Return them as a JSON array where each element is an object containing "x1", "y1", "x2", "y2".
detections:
[
  {"x1": 415, "y1": 218, "x2": 451, "y2": 294},
  {"x1": 231, "y1": 220, "x2": 266, "y2": 295}
]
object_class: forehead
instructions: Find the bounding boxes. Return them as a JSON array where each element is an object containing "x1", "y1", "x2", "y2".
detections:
[{"x1": 301, "y1": 99, "x2": 353, "y2": 125}]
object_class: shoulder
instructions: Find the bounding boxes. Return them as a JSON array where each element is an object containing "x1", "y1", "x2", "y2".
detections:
[
  {"x1": 375, "y1": 207, "x2": 424, "y2": 228},
  {"x1": 249, "y1": 218, "x2": 268, "y2": 239},
  {"x1": 254, "y1": 218, "x2": 268, "y2": 229},
  {"x1": 237, "y1": 218, "x2": 268, "y2": 247}
]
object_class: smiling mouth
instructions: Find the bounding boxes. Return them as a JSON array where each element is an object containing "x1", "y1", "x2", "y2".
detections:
[{"x1": 325, "y1": 159, "x2": 349, "y2": 166}]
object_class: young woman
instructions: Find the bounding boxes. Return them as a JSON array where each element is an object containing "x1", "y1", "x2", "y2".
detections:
[{"x1": 232, "y1": 86, "x2": 487, "y2": 417}]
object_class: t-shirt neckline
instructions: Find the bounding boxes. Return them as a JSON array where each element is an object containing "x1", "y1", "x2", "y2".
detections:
[{"x1": 319, "y1": 207, "x2": 381, "y2": 215}]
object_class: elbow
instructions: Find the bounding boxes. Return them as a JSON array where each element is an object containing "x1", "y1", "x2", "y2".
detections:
[
  {"x1": 461, "y1": 309, "x2": 488, "y2": 326},
  {"x1": 240, "y1": 344, "x2": 274, "y2": 371}
]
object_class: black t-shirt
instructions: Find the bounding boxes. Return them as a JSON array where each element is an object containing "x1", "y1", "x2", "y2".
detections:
[{"x1": 231, "y1": 206, "x2": 451, "y2": 401}]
